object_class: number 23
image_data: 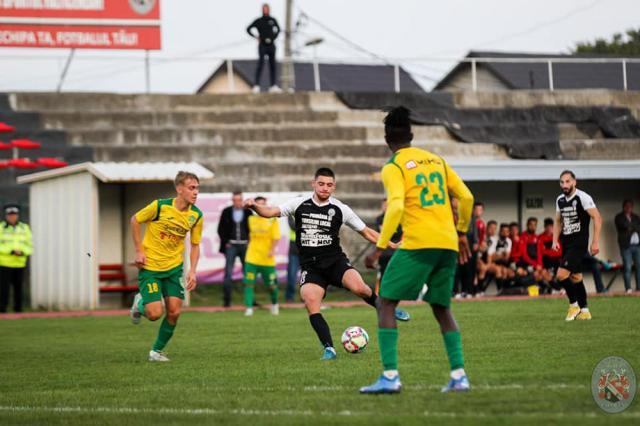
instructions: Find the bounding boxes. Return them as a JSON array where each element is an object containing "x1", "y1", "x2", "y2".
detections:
[{"x1": 416, "y1": 172, "x2": 446, "y2": 207}]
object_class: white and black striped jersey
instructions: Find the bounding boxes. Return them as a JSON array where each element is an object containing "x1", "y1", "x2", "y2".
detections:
[
  {"x1": 555, "y1": 189, "x2": 596, "y2": 247},
  {"x1": 278, "y1": 194, "x2": 366, "y2": 266}
]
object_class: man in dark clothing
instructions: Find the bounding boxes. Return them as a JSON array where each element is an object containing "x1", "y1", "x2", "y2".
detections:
[
  {"x1": 217, "y1": 191, "x2": 252, "y2": 307},
  {"x1": 615, "y1": 199, "x2": 640, "y2": 293},
  {"x1": 247, "y1": 3, "x2": 281, "y2": 93}
]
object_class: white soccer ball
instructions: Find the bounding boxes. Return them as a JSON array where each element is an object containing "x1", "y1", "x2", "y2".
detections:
[{"x1": 341, "y1": 326, "x2": 369, "y2": 353}]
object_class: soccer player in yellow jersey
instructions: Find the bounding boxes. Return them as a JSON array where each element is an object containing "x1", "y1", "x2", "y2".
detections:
[
  {"x1": 361, "y1": 107, "x2": 475, "y2": 394},
  {"x1": 129, "y1": 171, "x2": 203, "y2": 362},
  {"x1": 243, "y1": 196, "x2": 281, "y2": 317}
]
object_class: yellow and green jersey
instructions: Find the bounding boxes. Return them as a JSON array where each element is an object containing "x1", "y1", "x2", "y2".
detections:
[
  {"x1": 246, "y1": 215, "x2": 280, "y2": 267},
  {"x1": 135, "y1": 198, "x2": 203, "y2": 272},
  {"x1": 378, "y1": 147, "x2": 473, "y2": 252}
]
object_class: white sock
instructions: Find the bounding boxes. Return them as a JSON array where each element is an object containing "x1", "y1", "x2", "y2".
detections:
[
  {"x1": 580, "y1": 307, "x2": 589, "y2": 312},
  {"x1": 450, "y1": 368, "x2": 466, "y2": 380},
  {"x1": 383, "y1": 370, "x2": 399, "y2": 379},
  {"x1": 570, "y1": 302, "x2": 579, "y2": 308}
]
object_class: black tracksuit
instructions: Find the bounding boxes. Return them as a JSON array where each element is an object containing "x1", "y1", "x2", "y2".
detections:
[{"x1": 247, "y1": 14, "x2": 280, "y2": 87}]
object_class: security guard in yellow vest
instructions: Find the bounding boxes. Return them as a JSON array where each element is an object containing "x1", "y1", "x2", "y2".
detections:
[{"x1": 0, "y1": 204, "x2": 32, "y2": 313}]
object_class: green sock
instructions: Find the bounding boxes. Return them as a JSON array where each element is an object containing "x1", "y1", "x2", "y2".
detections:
[
  {"x1": 269, "y1": 285, "x2": 279, "y2": 305},
  {"x1": 152, "y1": 318, "x2": 176, "y2": 352},
  {"x1": 442, "y1": 331, "x2": 464, "y2": 370},
  {"x1": 378, "y1": 327, "x2": 399, "y2": 371},
  {"x1": 244, "y1": 285, "x2": 254, "y2": 308},
  {"x1": 137, "y1": 297, "x2": 145, "y2": 318}
]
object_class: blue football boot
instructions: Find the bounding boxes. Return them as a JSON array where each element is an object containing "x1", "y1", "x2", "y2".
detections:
[
  {"x1": 321, "y1": 347, "x2": 337, "y2": 360},
  {"x1": 394, "y1": 308, "x2": 411, "y2": 322},
  {"x1": 441, "y1": 375, "x2": 470, "y2": 393},
  {"x1": 359, "y1": 374, "x2": 402, "y2": 394}
]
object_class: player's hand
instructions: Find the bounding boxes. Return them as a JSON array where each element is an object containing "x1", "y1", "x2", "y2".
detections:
[
  {"x1": 388, "y1": 241, "x2": 399, "y2": 250},
  {"x1": 134, "y1": 251, "x2": 146, "y2": 268},
  {"x1": 590, "y1": 241, "x2": 600, "y2": 256},
  {"x1": 458, "y1": 234, "x2": 471, "y2": 265},
  {"x1": 268, "y1": 249, "x2": 275, "y2": 258},
  {"x1": 243, "y1": 198, "x2": 256, "y2": 209},
  {"x1": 551, "y1": 240, "x2": 560, "y2": 251},
  {"x1": 364, "y1": 249, "x2": 381, "y2": 269},
  {"x1": 186, "y1": 270, "x2": 197, "y2": 291}
]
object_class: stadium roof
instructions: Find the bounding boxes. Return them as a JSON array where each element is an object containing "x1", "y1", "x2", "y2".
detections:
[
  {"x1": 197, "y1": 60, "x2": 425, "y2": 93},
  {"x1": 449, "y1": 159, "x2": 640, "y2": 181},
  {"x1": 434, "y1": 51, "x2": 640, "y2": 91},
  {"x1": 17, "y1": 162, "x2": 214, "y2": 184}
]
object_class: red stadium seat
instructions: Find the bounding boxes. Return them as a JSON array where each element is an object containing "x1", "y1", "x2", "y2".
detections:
[
  {"x1": 8, "y1": 158, "x2": 39, "y2": 169},
  {"x1": 11, "y1": 139, "x2": 41, "y2": 149},
  {"x1": 0, "y1": 122, "x2": 15, "y2": 133},
  {"x1": 37, "y1": 157, "x2": 68, "y2": 168},
  {"x1": 0, "y1": 142, "x2": 12, "y2": 150}
]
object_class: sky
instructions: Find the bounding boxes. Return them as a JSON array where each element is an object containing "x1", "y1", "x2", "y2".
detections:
[{"x1": 0, "y1": 0, "x2": 639, "y2": 93}]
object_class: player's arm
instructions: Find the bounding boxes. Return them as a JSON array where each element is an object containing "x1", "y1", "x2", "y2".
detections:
[
  {"x1": 552, "y1": 212, "x2": 562, "y2": 251},
  {"x1": 587, "y1": 207, "x2": 602, "y2": 256},
  {"x1": 131, "y1": 200, "x2": 157, "y2": 268},
  {"x1": 445, "y1": 162, "x2": 474, "y2": 263},
  {"x1": 244, "y1": 198, "x2": 281, "y2": 218},
  {"x1": 246, "y1": 19, "x2": 259, "y2": 39},
  {"x1": 377, "y1": 164, "x2": 405, "y2": 250},
  {"x1": 186, "y1": 216, "x2": 204, "y2": 291}
]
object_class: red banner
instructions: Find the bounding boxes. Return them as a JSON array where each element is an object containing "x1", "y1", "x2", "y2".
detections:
[{"x1": 0, "y1": 0, "x2": 161, "y2": 49}]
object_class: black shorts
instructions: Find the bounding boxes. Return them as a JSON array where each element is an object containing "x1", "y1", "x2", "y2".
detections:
[
  {"x1": 543, "y1": 257, "x2": 560, "y2": 271},
  {"x1": 299, "y1": 255, "x2": 354, "y2": 291},
  {"x1": 560, "y1": 245, "x2": 587, "y2": 274}
]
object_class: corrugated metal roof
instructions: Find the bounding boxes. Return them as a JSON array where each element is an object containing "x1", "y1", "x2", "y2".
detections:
[
  {"x1": 448, "y1": 160, "x2": 640, "y2": 181},
  {"x1": 17, "y1": 162, "x2": 214, "y2": 184}
]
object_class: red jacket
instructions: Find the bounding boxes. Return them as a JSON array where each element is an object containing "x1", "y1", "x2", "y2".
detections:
[
  {"x1": 537, "y1": 232, "x2": 562, "y2": 266},
  {"x1": 519, "y1": 231, "x2": 540, "y2": 267}
]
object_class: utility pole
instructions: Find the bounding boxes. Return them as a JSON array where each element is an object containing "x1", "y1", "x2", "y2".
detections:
[{"x1": 281, "y1": 0, "x2": 295, "y2": 92}]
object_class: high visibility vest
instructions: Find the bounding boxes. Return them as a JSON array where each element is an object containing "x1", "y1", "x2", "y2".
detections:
[{"x1": 0, "y1": 221, "x2": 33, "y2": 268}]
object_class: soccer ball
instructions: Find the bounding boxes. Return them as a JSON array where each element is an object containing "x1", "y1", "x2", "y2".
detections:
[{"x1": 341, "y1": 326, "x2": 369, "y2": 353}]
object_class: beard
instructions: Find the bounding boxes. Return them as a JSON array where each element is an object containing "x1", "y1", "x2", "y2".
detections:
[{"x1": 561, "y1": 185, "x2": 574, "y2": 195}]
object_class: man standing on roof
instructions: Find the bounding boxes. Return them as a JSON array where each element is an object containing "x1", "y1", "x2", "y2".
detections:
[{"x1": 247, "y1": 3, "x2": 281, "y2": 93}]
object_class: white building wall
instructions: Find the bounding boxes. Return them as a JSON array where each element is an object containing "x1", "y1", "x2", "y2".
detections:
[
  {"x1": 98, "y1": 184, "x2": 123, "y2": 265},
  {"x1": 30, "y1": 172, "x2": 99, "y2": 310}
]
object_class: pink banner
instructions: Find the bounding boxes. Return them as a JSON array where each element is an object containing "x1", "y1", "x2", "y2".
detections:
[{"x1": 196, "y1": 192, "x2": 301, "y2": 284}]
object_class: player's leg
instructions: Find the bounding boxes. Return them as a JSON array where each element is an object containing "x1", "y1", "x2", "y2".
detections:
[
  {"x1": 261, "y1": 265, "x2": 279, "y2": 315},
  {"x1": 361, "y1": 249, "x2": 431, "y2": 394},
  {"x1": 557, "y1": 248, "x2": 583, "y2": 321},
  {"x1": 149, "y1": 267, "x2": 185, "y2": 361},
  {"x1": 243, "y1": 263, "x2": 257, "y2": 316},
  {"x1": 423, "y1": 251, "x2": 470, "y2": 392},
  {"x1": 341, "y1": 264, "x2": 410, "y2": 321},
  {"x1": 300, "y1": 280, "x2": 335, "y2": 359},
  {"x1": 571, "y1": 272, "x2": 591, "y2": 320},
  {"x1": 131, "y1": 268, "x2": 164, "y2": 324}
]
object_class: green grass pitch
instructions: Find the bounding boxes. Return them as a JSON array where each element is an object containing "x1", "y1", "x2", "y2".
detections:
[{"x1": 0, "y1": 296, "x2": 638, "y2": 425}]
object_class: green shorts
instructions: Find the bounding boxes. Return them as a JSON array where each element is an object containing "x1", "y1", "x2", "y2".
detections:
[
  {"x1": 380, "y1": 248, "x2": 458, "y2": 308},
  {"x1": 243, "y1": 262, "x2": 278, "y2": 287},
  {"x1": 138, "y1": 264, "x2": 185, "y2": 304}
]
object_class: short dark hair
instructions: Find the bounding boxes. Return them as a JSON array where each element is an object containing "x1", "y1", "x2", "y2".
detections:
[
  {"x1": 527, "y1": 217, "x2": 538, "y2": 224},
  {"x1": 473, "y1": 202, "x2": 484, "y2": 208},
  {"x1": 623, "y1": 199, "x2": 633, "y2": 207},
  {"x1": 254, "y1": 196, "x2": 266, "y2": 202},
  {"x1": 487, "y1": 220, "x2": 497, "y2": 227},
  {"x1": 544, "y1": 217, "x2": 554, "y2": 227},
  {"x1": 174, "y1": 171, "x2": 199, "y2": 187},
  {"x1": 383, "y1": 106, "x2": 413, "y2": 146},
  {"x1": 232, "y1": 190, "x2": 242, "y2": 197},
  {"x1": 499, "y1": 223, "x2": 510, "y2": 230},
  {"x1": 509, "y1": 222, "x2": 519, "y2": 228},
  {"x1": 314, "y1": 167, "x2": 335, "y2": 180},
  {"x1": 560, "y1": 170, "x2": 575, "y2": 179}
]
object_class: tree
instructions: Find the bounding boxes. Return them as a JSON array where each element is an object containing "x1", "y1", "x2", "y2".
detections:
[{"x1": 573, "y1": 28, "x2": 640, "y2": 55}]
